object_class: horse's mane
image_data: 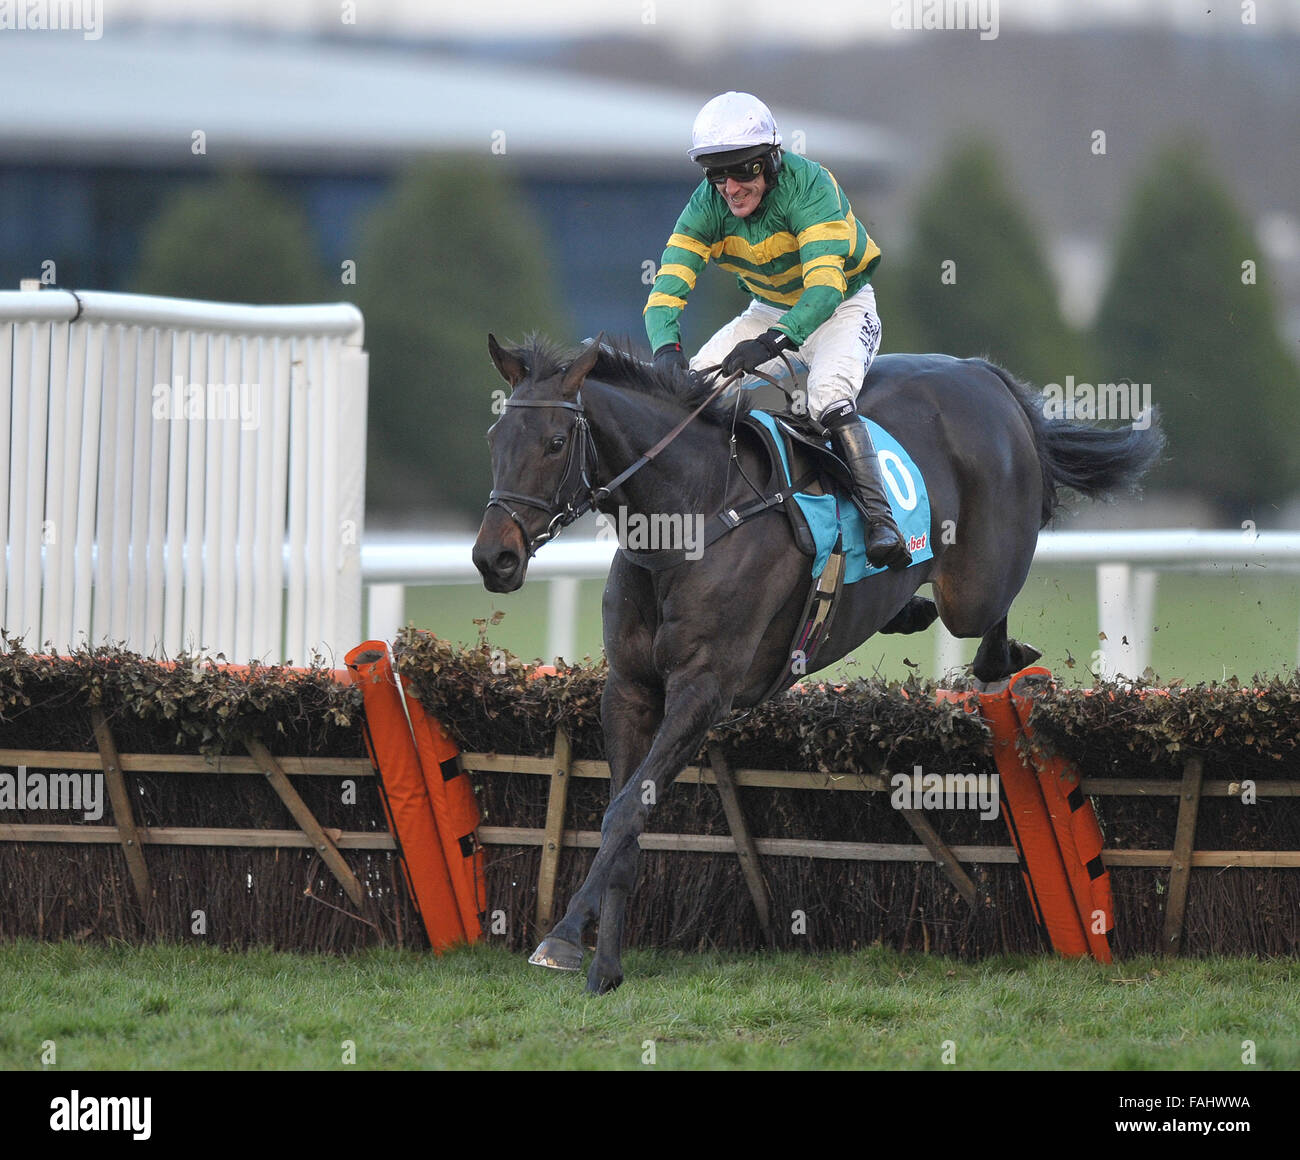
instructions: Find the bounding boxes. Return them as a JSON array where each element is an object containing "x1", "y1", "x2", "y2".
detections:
[{"x1": 510, "y1": 334, "x2": 749, "y2": 425}]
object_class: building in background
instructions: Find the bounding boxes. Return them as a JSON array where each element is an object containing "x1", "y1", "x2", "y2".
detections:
[{"x1": 0, "y1": 27, "x2": 899, "y2": 342}]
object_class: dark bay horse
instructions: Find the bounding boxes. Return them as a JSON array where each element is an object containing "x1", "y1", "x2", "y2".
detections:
[{"x1": 472, "y1": 334, "x2": 1164, "y2": 993}]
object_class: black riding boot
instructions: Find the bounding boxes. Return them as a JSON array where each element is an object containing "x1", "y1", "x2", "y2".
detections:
[{"x1": 824, "y1": 408, "x2": 912, "y2": 571}]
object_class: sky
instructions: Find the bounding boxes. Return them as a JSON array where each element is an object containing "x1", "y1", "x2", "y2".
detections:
[{"x1": 101, "y1": 0, "x2": 1300, "y2": 43}]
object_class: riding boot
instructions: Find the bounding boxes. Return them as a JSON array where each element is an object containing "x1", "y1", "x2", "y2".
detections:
[{"x1": 825, "y1": 411, "x2": 912, "y2": 571}]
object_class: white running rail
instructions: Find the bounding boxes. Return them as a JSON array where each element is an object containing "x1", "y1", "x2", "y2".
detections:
[
  {"x1": 362, "y1": 530, "x2": 1300, "y2": 678},
  {"x1": 1, "y1": 288, "x2": 368, "y2": 664}
]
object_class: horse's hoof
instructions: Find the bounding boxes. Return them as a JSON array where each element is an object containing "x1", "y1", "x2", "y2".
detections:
[
  {"x1": 586, "y1": 971, "x2": 623, "y2": 995},
  {"x1": 528, "y1": 937, "x2": 584, "y2": 971},
  {"x1": 1010, "y1": 641, "x2": 1043, "y2": 668}
]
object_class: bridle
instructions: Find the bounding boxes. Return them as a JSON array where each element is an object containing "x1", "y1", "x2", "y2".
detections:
[
  {"x1": 486, "y1": 356, "x2": 805, "y2": 558},
  {"x1": 486, "y1": 397, "x2": 602, "y2": 557}
]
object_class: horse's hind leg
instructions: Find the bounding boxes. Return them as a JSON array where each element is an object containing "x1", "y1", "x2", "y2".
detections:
[
  {"x1": 934, "y1": 571, "x2": 1040, "y2": 683},
  {"x1": 930, "y1": 492, "x2": 1041, "y2": 681},
  {"x1": 970, "y1": 616, "x2": 1042, "y2": 683},
  {"x1": 933, "y1": 547, "x2": 1040, "y2": 682}
]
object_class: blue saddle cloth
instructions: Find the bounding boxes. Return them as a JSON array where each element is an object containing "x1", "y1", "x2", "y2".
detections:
[{"x1": 749, "y1": 409, "x2": 934, "y2": 584}]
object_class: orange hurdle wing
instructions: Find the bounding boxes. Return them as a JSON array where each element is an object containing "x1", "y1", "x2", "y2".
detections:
[
  {"x1": 401, "y1": 680, "x2": 487, "y2": 943},
  {"x1": 345, "y1": 642, "x2": 467, "y2": 953},
  {"x1": 1010, "y1": 668, "x2": 1114, "y2": 963},
  {"x1": 979, "y1": 681, "x2": 1091, "y2": 957}
]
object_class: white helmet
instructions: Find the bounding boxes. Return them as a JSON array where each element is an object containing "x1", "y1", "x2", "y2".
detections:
[{"x1": 688, "y1": 91, "x2": 782, "y2": 162}]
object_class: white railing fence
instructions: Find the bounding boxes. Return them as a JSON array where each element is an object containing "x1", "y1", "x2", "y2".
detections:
[
  {"x1": 362, "y1": 530, "x2": 1300, "y2": 680},
  {"x1": 4, "y1": 292, "x2": 1289, "y2": 681},
  {"x1": 1, "y1": 288, "x2": 368, "y2": 664}
]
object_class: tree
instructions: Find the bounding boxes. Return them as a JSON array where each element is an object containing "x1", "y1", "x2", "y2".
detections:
[
  {"x1": 874, "y1": 139, "x2": 1088, "y2": 384},
  {"x1": 131, "y1": 172, "x2": 331, "y2": 304},
  {"x1": 349, "y1": 158, "x2": 570, "y2": 522},
  {"x1": 1092, "y1": 143, "x2": 1300, "y2": 518}
]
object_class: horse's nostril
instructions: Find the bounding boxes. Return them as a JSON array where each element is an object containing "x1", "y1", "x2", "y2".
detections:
[{"x1": 495, "y1": 551, "x2": 519, "y2": 575}]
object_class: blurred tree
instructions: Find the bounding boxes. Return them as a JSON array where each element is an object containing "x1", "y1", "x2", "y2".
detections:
[
  {"x1": 132, "y1": 171, "x2": 331, "y2": 303},
  {"x1": 1093, "y1": 143, "x2": 1300, "y2": 519},
  {"x1": 350, "y1": 158, "x2": 570, "y2": 522},
  {"x1": 873, "y1": 139, "x2": 1088, "y2": 383}
]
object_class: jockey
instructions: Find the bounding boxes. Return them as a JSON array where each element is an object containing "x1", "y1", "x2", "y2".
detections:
[{"x1": 644, "y1": 91, "x2": 910, "y2": 570}]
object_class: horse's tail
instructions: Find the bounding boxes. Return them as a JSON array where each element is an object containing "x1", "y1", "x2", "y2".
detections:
[{"x1": 984, "y1": 362, "x2": 1166, "y2": 527}]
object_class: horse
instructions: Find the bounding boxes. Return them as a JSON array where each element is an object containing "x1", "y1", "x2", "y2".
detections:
[{"x1": 472, "y1": 333, "x2": 1164, "y2": 994}]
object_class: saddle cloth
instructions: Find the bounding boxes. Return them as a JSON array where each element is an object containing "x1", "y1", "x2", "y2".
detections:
[{"x1": 745, "y1": 409, "x2": 934, "y2": 583}]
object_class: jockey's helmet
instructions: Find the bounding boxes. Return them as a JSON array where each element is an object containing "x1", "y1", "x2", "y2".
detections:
[{"x1": 688, "y1": 91, "x2": 784, "y2": 182}]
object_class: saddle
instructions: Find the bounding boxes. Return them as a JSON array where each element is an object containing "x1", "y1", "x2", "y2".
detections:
[{"x1": 618, "y1": 407, "x2": 846, "y2": 571}]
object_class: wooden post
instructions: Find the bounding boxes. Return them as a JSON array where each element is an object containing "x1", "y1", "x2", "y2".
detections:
[
  {"x1": 245, "y1": 736, "x2": 365, "y2": 909},
  {"x1": 1161, "y1": 755, "x2": 1204, "y2": 955},
  {"x1": 90, "y1": 708, "x2": 152, "y2": 914},
  {"x1": 708, "y1": 743, "x2": 774, "y2": 946},
  {"x1": 897, "y1": 807, "x2": 980, "y2": 908},
  {"x1": 535, "y1": 725, "x2": 572, "y2": 938}
]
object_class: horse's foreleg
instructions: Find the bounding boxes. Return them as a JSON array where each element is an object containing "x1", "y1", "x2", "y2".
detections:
[
  {"x1": 880, "y1": 595, "x2": 939, "y2": 635},
  {"x1": 590, "y1": 679, "x2": 663, "y2": 992},
  {"x1": 529, "y1": 678, "x2": 660, "y2": 982},
  {"x1": 532, "y1": 667, "x2": 723, "y2": 993}
]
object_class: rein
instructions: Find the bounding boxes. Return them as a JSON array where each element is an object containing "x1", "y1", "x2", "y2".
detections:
[{"x1": 487, "y1": 356, "x2": 807, "y2": 558}]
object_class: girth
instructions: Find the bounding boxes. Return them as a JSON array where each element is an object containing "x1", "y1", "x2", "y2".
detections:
[
  {"x1": 619, "y1": 408, "x2": 839, "y2": 572},
  {"x1": 618, "y1": 463, "x2": 820, "y2": 572}
]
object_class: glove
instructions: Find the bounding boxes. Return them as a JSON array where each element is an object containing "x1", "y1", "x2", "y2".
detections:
[
  {"x1": 721, "y1": 329, "x2": 795, "y2": 376},
  {"x1": 652, "y1": 343, "x2": 688, "y2": 373}
]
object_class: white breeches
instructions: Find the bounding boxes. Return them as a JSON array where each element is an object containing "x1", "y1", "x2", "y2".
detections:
[{"x1": 689, "y1": 283, "x2": 882, "y2": 418}]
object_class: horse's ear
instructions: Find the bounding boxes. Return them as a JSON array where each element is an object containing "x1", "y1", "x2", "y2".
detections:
[
  {"x1": 560, "y1": 333, "x2": 604, "y2": 399},
  {"x1": 488, "y1": 333, "x2": 527, "y2": 388}
]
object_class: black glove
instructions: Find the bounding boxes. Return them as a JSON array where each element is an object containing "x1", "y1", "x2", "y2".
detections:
[
  {"x1": 720, "y1": 328, "x2": 795, "y2": 376},
  {"x1": 652, "y1": 343, "x2": 688, "y2": 373}
]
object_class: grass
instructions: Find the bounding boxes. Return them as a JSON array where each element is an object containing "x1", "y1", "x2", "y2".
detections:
[
  {"x1": 2, "y1": 941, "x2": 1297, "y2": 1071},
  {"x1": 15, "y1": 559, "x2": 1282, "y2": 1074},
  {"x1": 396, "y1": 564, "x2": 1300, "y2": 685}
]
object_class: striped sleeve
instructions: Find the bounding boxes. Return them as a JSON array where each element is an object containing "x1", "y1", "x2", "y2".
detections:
[
  {"x1": 644, "y1": 186, "x2": 717, "y2": 352},
  {"x1": 771, "y1": 166, "x2": 862, "y2": 346}
]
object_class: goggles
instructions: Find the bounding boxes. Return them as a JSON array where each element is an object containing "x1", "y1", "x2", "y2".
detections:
[{"x1": 703, "y1": 157, "x2": 766, "y2": 185}]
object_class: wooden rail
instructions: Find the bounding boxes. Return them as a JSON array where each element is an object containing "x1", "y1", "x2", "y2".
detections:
[
  {"x1": 6, "y1": 746, "x2": 1298, "y2": 797},
  {"x1": 3, "y1": 743, "x2": 1297, "y2": 955}
]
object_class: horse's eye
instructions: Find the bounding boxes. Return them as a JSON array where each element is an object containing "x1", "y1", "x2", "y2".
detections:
[{"x1": 547, "y1": 435, "x2": 567, "y2": 454}]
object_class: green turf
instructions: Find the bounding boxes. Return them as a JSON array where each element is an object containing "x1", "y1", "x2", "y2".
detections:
[
  {"x1": 391, "y1": 564, "x2": 1300, "y2": 685},
  {"x1": 1, "y1": 941, "x2": 1295, "y2": 1071}
]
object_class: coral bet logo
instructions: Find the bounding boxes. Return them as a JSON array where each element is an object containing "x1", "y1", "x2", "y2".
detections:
[{"x1": 907, "y1": 532, "x2": 928, "y2": 553}]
